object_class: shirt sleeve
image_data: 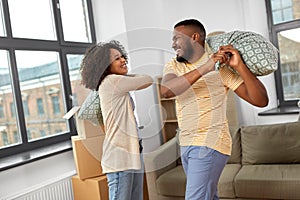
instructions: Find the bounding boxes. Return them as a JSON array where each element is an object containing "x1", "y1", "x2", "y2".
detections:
[
  {"x1": 110, "y1": 74, "x2": 153, "y2": 95},
  {"x1": 163, "y1": 59, "x2": 177, "y2": 76},
  {"x1": 219, "y1": 66, "x2": 244, "y2": 91}
]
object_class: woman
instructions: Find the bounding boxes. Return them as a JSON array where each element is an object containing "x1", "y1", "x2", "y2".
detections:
[{"x1": 80, "y1": 40, "x2": 153, "y2": 200}]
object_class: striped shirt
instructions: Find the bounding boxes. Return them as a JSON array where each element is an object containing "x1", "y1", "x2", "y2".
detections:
[{"x1": 163, "y1": 52, "x2": 243, "y2": 155}]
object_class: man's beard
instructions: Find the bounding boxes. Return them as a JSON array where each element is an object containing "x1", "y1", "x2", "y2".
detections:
[
  {"x1": 176, "y1": 55, "x2": 188, "y2": 62},
  {"x1": 176, "y1": 43, "x2": 194, "y2": 63}
]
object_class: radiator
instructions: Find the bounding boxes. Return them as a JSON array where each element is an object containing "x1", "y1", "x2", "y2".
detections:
[{"x1": 3, "y1": 172, "x2": 75, "y2": 200}]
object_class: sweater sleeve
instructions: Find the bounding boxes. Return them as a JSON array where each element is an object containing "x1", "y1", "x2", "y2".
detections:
[{"x1": 111, "y1": 74, "x2": 153, "y2": 94}]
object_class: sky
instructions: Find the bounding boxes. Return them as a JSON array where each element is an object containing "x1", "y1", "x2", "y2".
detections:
[{"x1": 0, "y1": 0, "x2": 89, "y2": 68}]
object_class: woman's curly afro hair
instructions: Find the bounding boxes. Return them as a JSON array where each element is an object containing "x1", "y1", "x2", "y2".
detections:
[{"x1": 80, "y1": 40, "x2": 128, "y2": 90}]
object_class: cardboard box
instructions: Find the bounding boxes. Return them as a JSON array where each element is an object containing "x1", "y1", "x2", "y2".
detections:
[
  {"x1": 72, "y1": 135, "x2": 105, "y2": 180},
  {"x1": 72, "y1": 175, "x2": 108, "y2": 200},
  {"x1": 64, "y1": 106, "x2": 105, "y2": 139}
]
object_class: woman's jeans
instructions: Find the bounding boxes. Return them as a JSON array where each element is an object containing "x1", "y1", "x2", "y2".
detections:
[
  {"x1": 180, "y1": 146, "x2": 229, "y2": 200},
  {"x1": 106, "y1": 169, "x2": 144, "y2": 200}
]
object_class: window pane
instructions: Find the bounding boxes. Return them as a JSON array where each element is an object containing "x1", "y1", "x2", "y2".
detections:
[
  {"x1": 15, "y1": 50, "x2": 69, "y2": 142},
  {"x1": 283, "y1": 8, "x2": 293, "y2": 21},
  {"x1": 59, "y1": 0, "x2": 92, "y2": 42},
  {"x1": 282, "y1": 0, "x2": 292, "y2": 7},
  {"x1": 0, "y1": 50, "x2": 21, "y2": 149},
  {"x1": 8, "y1": 0, "x2": 56, "y2": 40},
  {"x1": 0, "y1": 1, "x2": 5, "y2": 36},
  {"x1": 271, "y1": 0, "x2": 300, "y2": 24},
  {"x1": 37, "y1": 98, "x2": 45, "y2": 116},
  {"x1": 277, "y1": 28, "x2": 300, "y2": 100},
  {"x1": 67, "y1": 54, "x2": 90, "y2": 105}
]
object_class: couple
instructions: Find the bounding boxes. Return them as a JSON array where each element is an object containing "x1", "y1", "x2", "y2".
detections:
[{"x1": 80, "y1": 18, "x2": 268, "y2": 200}]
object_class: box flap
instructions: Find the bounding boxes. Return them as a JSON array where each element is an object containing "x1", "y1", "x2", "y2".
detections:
[{"x1": 63, "y1": 106, "x2": 81, "y2": 119}]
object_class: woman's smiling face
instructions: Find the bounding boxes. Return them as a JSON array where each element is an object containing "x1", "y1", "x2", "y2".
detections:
[{"x1": 109, "y1": 48, "x2": 128, "y2": 75}]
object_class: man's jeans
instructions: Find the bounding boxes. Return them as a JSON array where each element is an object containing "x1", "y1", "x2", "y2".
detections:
[
  {"x1": 106, "y1": 169, "x2": 143, "y2": 200},
  {"x1": 181, "y1": 146, "x2": 229, "y2": 200}
]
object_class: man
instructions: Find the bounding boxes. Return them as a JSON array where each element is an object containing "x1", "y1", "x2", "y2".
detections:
[{"x1": 160, "y1": 19, "x2": 268, "y2": 200}]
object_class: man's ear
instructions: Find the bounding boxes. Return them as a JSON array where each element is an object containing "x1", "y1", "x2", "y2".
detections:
[{"x1": 192, "y1": 33, "x2": 200, "y2": 42}]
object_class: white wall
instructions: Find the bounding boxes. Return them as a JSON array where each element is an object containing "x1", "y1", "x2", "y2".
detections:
[
  {"x1": 0, "y1": 151, "x2": 76, "y2": 199},
  {"x1": 92, "y1": 0, "x2": 299, "y2": 150},
  {"x1": 110, "y1": 0, "x2": 298, "y2": 151},
  {"x1": 1, "y1": 0, "x2": 298, "y2": 198}
]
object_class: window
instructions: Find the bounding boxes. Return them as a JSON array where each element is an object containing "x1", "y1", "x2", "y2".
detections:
[
  {"x1": 271, "y1": 0, "x2": 292, "y2": 24},
  {"x1": 0, "y1": 105, "x2": 4, "y2": 118},
  {"x1": 37, "y1": 98, "x2": 45, "y2": 116},
  {"x1": 2, "y1": 131, "x2": 8, "y2": 145},
  {"x1": 59, "y1": 0, "x2": 92, "y2": 42},
  {"x1": 0, "y1": 0, "x2": 96, "y2": 160},
  {"x1": 266, "y1": 0, "x2": 300, "y2": 107},
  {"x1": 67, "y1": 54, "x2": 88, "y2": 106},
  {"x1": 0, "y1": 1, "x2": 5, "y2": 37},
  {"x1": 9, "y1": 102, "x2": 15, "y2": 117},
  {"x1": 13, "y1": 131, "x2": 19, "y2": 143},
  {"x1": 8, "y1": 0, "x2": 56, "y2": 40},
  {"x1": 40, "y1": 130, "x2": 46, "y2": 137},
  {"x1": 51, "y1": 96, "x2": 61, "y2": 115},
  {"x1": 22, "y1": 100, "x2": 29, "y2": 116}
]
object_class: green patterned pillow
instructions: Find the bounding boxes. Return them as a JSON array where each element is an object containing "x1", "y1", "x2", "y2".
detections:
[
  {"x1": 78, "y1": 90, "x2": 104, "y2": 126},
  {"x1": 206, "y1": 30, "x2": 279, "y2": 76}
]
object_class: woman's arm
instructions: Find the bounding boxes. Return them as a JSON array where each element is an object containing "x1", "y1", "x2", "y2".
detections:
[{"x1": 116, "y1": 74, "x2": 153, "y2": 93}]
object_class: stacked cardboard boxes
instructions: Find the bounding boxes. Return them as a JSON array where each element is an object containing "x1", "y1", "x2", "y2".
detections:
[{"x1": 64, "y1": 106, "x2": 108, "y2": 200}]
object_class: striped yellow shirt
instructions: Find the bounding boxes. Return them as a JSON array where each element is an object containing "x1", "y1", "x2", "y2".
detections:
[{"x1": 163, "y1": 52, "x2": 243, "y2": 155}]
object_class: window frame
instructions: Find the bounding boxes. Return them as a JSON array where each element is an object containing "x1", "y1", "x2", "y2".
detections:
[
  {"x1": 0, "y1": 0, "x2": 96, "y2": 159},
  {"x1": 265, "y1": 0, "x2": 300, "y2": 107}
]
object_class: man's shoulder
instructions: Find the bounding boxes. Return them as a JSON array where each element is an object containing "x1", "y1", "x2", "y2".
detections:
[{"x1": 166, "y1": 57, "x2": 178, "y2": 65}]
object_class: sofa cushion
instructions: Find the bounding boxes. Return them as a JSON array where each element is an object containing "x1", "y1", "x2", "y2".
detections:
[
  {"x1": 227, "y1": 127, "x2": 241, "y2": 164},
  {"x1": 235, "y1": 164, "x2": 300, "y2": 199},
  {"x1": 156, "y1": 165, "x2": 186, "y2": 197},
  {"x1": 156, "y1": 163, "x2": 241, "y2": 198},
  {"x1": 218, "y1": 164, "x2": 241, "y2": 198},
  {"x1": 241, "y1": 121, "x2": 300, "y2": 164}
]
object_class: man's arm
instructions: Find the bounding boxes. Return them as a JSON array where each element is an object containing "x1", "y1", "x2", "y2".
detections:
[
  {"x1": 161, "y1": 53, "x2": 226, "y2": 98},
  {"x1": 220, "y1": 45, "x2": 269, "y2": 107}
]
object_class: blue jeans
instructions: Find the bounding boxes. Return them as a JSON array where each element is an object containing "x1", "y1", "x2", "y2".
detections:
[
  {"x1": 180, "y1": 146, "x2": 229, "y2": 200},
  {"x1": 106, "y1": 169, "x2": 144, "y2": 200}
]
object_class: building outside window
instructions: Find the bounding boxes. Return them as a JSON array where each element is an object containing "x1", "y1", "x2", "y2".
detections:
[
  {"x1": 0, "y1": 0, "x2": 96, "y2": 160},
  {"x1": 0, "y1": 105, "x2": 4, "y2": 118},
  {"x1": 51, "y1": 96, "x2": 61, "y2": 115},
  {"x1": 2, "y1": 131, "x2": 8, "y2": 145},
  {"x1": 37, "y1": 98, "x2": 45, "y2": 116},
  {"x1": 22, "y1": 100, "x2": 29, "y2": 116},
  {"x1": 266, "y1": 0, "x2": 300, "y2": 107}
]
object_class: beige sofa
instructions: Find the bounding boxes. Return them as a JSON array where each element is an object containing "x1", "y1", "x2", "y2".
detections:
[{"x1": 144, "y1": 121, "x2": 300, "y2": 200}]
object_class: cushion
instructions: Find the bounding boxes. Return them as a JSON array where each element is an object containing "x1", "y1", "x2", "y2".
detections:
[
  {"x1": 78, "y1": 90, "x2": 104, "y2": 126},
  {"x1": 156, "y1": 165, "x2": 186, "y2": 197},
  {"x1": 156, "y1": 163, "x2": 241, "y2": 198},
  {"x1": 227, "y1": 127, "x2": 241, "y2": 164},
  {"x1": 235, "y1": 164, "x2": 300, "y2": 199},
  {"x1": 206, "y1": 30, "x2": 279, "y2": 76},
  {"x1": 241, "y1": 121, "x2": 300, "y2": 164},
  {"x1": 218, "y1": 164, "x2": 241, "y2": 198}
]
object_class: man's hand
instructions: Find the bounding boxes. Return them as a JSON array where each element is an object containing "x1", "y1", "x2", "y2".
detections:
[
  {"x1": 218, "y1": 44, "x2": 244, "y2": 71},
  {"x1": 218, "y1": 45, "x2": 269, "y2": 107}
]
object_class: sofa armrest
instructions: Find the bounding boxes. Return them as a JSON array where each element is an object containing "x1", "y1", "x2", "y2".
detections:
[
  {"x1": 144, "y1": 137, "x2": 179, "y2": 200},
  {"x1": 144, "y1": 136, "x2": 179, "y2": 173}
]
